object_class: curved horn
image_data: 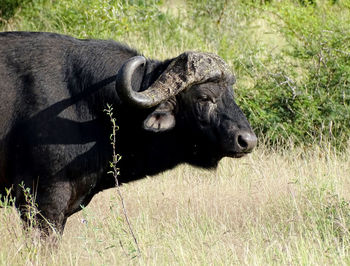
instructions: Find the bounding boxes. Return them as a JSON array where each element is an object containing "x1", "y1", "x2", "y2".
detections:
[
  {"x1": 116, "y1": 52, "x2": 233, "y2": 108},
  {"x1": 115, "y1": 56, "x2": 152, "y2": 107}
]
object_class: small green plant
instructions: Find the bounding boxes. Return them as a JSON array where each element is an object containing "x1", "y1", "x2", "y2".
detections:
[
  {"x1": 17, "y1": 183, "x2": 57, "y2": 240},
  {"x1": 104, "y1": 104, "x2": 141, "y2": 257},
  {"x1": 19, "y1": 182, "x2": 40, "y2": 229},
  {"x1": 0, "y1": 187, "x2": 15, "y2": 208}
]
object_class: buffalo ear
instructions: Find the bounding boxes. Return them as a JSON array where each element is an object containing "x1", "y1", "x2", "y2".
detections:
[{"x1": 143, "y1": 101, "x2": 176, "y2": 132}]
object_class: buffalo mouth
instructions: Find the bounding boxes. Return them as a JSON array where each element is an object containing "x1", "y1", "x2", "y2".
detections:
[
  {"x1": 224, "y1": 152, "x2": 250, "y2": 158},
  {"x1": 187, "y1": 147, "x2": 221, "y2": 169}
]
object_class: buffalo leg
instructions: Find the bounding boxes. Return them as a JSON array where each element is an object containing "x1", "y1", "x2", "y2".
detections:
[{"x1": 17, "y1": 180, "x2": 72, "y2": 236}]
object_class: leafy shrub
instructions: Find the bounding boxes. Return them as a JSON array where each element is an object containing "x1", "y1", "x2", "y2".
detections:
[
  {"x1": 0, "y1": 0, "x2": 32, "y2": 23},
  {"x1": 237, "y1": 1, "x2": 350, "y2": 149}
]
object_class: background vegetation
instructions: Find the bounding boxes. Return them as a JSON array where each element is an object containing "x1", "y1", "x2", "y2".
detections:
[
  {"x1": 1, "y1": 0, "x2": 349, "y2": 149},
  {"x1": 1, "y1": 0, "x2": 350, "y2": 265}
]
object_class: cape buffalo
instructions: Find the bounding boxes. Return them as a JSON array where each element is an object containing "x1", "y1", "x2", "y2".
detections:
[{"x1": 0, "y1": 32, "x2": 257, "y2": 234}]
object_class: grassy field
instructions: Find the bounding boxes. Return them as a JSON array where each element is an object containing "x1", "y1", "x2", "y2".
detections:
[
  {"x1": 1, "y1": 146, "x2": 350, "y2": 265},
  {"x1": 1, "y1": 0, "x2": 350, "y2": 265}
]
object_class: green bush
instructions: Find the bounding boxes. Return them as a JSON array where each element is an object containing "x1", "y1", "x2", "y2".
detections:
[
  {"x1": 236, "y1": 1, "x2": 350, "y2": 148},
  {"x1": 0, "y1": 0, "x2": 32, "y2": 23}
]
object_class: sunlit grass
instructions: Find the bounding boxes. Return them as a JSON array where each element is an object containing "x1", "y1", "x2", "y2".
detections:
[{"x1": 1, "y1": 145, "x2": 350, "y2": 265}]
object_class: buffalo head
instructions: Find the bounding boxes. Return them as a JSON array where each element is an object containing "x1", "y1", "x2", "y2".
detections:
[{"x1": 116, "y1": 52, "x2": 257, "y2": 168}]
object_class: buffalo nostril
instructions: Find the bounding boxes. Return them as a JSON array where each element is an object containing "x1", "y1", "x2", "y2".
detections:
[
  {"x1": 236, "y1": 131, "x2": 257, "y2": 152},
  {"x1": 238, "y1": 135, "x2": 248, "y2": 149}
]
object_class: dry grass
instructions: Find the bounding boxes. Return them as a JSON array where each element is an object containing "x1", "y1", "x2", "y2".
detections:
[{"x1": 1, "y1": 144, "x2": 350, "y2": 265}]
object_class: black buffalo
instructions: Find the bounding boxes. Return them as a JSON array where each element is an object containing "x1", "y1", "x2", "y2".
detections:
[{"x1": 0, "y1": 32, "x2": 257, "y2": 234}]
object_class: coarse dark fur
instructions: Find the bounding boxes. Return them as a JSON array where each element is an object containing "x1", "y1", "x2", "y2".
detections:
[{"x1": 0, "y1": 32, "x2": 256, "y2": 234}]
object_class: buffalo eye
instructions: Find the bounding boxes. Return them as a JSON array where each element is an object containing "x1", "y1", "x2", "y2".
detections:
[{"x1": 197, "y1": 95, "x2": 214, "y2": 103}]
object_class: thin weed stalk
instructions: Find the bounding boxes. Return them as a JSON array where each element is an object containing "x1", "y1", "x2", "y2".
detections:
[{"x1": 104, "y1": 104, "x2": 141, "y2": 257}]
